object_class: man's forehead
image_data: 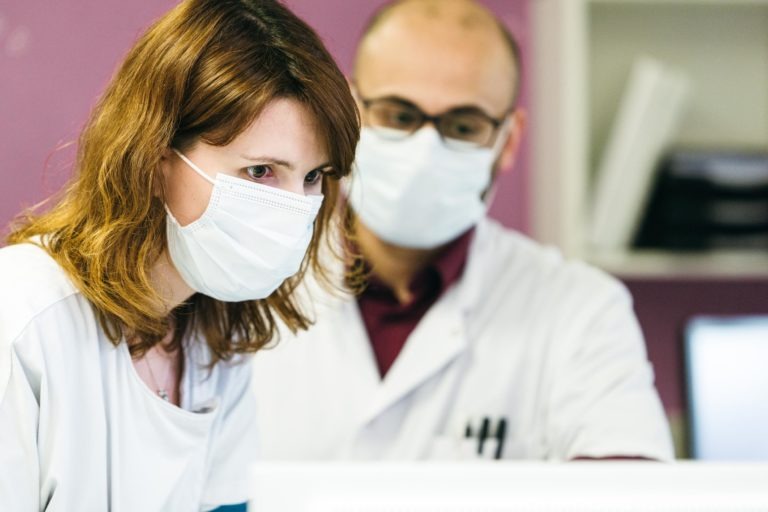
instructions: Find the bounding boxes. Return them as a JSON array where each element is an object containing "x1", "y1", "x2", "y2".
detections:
[
  {"x1": 360, "y1": 1, "x2": 508, "y2": 57},
  {"x1": 368, "y1": 0, "x2": 499, "y2": 32},
  {"x1": 357, "y1": 57, "x2": 510, "y2": 117},
  {"x1": 355, "y1": 1, "x2": 516, "y2": 116}
]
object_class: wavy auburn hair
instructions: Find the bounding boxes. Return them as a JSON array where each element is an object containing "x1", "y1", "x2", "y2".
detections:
[{"x1": 8, "y1": 0, "x2": 360, "y2": 362}]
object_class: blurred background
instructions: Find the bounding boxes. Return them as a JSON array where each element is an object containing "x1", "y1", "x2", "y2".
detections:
[{"x1": 1, "y1": 0, "x2": 766, "y2": 458}]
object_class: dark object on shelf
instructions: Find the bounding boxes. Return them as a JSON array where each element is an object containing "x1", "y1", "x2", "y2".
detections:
[{"x1": 634, "y1": 150, "x2": 768, "y2": 250}]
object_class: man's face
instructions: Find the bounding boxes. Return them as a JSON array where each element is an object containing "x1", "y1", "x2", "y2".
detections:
[
  {"x1": 354, "y1": 4, "x2": 518, "y2": 152},
  {"x1": 346, "y1": 1, "x2": 527, "y2": 251}
]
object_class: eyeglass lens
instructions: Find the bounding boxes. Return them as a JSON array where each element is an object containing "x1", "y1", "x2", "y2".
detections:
[{"x1": 366, "y1": 100, "x2": 497, "y2": 148}]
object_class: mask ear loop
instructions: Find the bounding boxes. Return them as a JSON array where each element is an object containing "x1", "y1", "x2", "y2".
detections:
[
  {"x1": 165, "y1": 149, "x2": 217, "y2": 227},
  {"x1": 172, "y1": 148, "x2": 216, "y2": 185},
  {"x1": 490, "y1": 117, "x2": 514, "y2": 158},
  {"x1": 482, "y1": 117, "x2": 515, "y2": 208}
]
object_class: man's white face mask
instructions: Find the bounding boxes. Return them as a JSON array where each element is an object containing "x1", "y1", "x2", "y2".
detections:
[{"x1": 346, "y1": 125, "x2": 507, "y2": 249}]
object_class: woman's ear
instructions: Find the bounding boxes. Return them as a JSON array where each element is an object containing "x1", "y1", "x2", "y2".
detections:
[
  {"x1": 498, "y1": 108, "x2": 527, "y2": 173},
  {"x1": 154, "y1": 148, "x2": 174, "y2": 198},
  {"x1": 160, "y1": 147, "x2": 175, "y2": 163}
]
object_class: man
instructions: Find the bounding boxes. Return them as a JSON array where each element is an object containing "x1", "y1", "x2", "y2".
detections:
[{"x1": 251, "y1": 0, "x2": 673, "y2": 461}]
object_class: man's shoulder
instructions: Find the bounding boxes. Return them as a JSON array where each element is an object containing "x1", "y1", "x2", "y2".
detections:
[{"x1": 471, "y1": 218, "x2": 628, "y2": 302}]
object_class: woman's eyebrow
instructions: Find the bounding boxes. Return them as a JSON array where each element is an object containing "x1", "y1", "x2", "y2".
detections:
[
  {"x1": 240, "y1": 154, "x2": 294, "y2": 169},
  {"x1": 241, "y1": 154, "x2": 332, "y2": 173},
  {"x1": 312, "y1": 161, "x2": 333, "y2": 171}
]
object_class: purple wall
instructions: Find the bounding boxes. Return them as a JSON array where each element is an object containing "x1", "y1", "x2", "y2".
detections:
[
  {"x1": 1, "y1": 0, "x2": 764, "y2": 437},
  {"x1": 627, "y1": 279, "x2": 768, "y2": 415},
  {"x1": 0, "y1": 0, "x2": 529, "y2": 239},
  {"x1": 0, "y1": 0, "x2": 179, "y2": 237}
]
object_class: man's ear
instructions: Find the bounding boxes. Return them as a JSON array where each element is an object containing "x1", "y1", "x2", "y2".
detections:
[
  {"x1": 498, "y1": 108, "x2": 527, "y2": 173},
  {"x1": 347, "y1": 76, "x2": 357, "y2": 96},
  {"x1": 347, "y1": 77, "x2": 366, "y2": 118}
]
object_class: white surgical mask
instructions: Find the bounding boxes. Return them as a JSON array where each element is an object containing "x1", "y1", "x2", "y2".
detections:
[
  {"x1": 346, "y1": 126, "x2": 505, "y2": 249},
  {"x1": 166, "y1": 149, "x2": 323, "y2": 302}
]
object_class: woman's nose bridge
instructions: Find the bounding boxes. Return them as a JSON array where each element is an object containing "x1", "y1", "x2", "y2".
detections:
[{"x1": 282, "y1": 170, "x2": 308, "y2": 195}]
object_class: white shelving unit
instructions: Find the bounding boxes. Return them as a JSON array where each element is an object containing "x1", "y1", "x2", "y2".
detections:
[{"x1": 530, "y1": 0, "x2": 768, "y2": 279}]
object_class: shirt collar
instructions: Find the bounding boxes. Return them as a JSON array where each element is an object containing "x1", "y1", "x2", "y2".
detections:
[{"x1": 362, "y1": 227, "x2": 475, "y2": 302}]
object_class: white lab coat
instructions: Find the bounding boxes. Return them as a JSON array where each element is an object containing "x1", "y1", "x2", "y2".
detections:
[
  {"x1": 0, "y1": 243, "x2": 257, "y2": 511},
  {"x1": 251, "y1": 218, "x2": 674, "y2": 461}
]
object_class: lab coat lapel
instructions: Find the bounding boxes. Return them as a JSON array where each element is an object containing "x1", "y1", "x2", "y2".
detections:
[
  {"x1": 337, "y1": 297, "x2": 383, "y2": 397},
  {"x1": 357, "y1": 284, "x2": 468, "y2": 427},
  {"x1": 353, "y1": 220, "x2": 490, "y2": 427}
]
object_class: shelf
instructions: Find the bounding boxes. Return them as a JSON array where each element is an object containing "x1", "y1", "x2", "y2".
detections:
[
  {"x1": 587, "y1": 250, "x2": 768, "y2": 280},
  {"x1": 588, "y1": 1, "x2": 768, "y2": 161},
  {"x1": 530, "y1": 0, "x2": 768, "y2": 279},
  {"x1": 591, "y1": 0, "x2": 768, "y2": 5}
]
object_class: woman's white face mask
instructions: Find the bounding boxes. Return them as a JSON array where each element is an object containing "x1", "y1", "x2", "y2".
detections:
[
  {"x1": 346, "y1": 126, "x2": 506, "y2": 249},
  {"x1": 166, "y1": 149, "x2": 323, "y2": 302}
]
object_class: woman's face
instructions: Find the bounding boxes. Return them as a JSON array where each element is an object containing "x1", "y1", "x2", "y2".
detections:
[{"x1": 162, "y1": 97, "x2": 331, "y2": 227}]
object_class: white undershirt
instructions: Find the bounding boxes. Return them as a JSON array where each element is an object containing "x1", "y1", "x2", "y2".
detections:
[{"x1": 0, "y1": 243, "x2": 258, "y2": 511}]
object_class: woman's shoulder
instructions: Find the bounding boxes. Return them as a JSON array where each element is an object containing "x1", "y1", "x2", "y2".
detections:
[
  {"x1": 0, "y1": 242, "x2": 79, "y2": 298},
  {"x1": 0, "y1": 242, "x2": 83, "y2": 343}
]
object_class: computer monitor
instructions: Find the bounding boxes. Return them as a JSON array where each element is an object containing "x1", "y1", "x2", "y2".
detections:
[
  {"x1": 685, "y1": 315, "x2": 768, "y2": 461},
  {"x1": 247, "y1": 462, "x2": 768, "y2": 511}
]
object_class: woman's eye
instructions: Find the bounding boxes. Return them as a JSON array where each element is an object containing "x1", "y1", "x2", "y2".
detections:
[
  {"x1": 304, "y1": 169, "x2": 324, "y2": 185},
  {"x1": 245, "y1": 165, "x2": 272, "y2": 180}
]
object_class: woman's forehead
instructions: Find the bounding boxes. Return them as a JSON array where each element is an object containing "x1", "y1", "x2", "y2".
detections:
[{"x1": 229, "y1": 98, "x2": 329, "y2": 168}]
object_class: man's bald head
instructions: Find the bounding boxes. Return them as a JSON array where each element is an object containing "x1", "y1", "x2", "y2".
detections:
[
  {"x1": 355, "y1": 0, "x2": 521, "y2": 107},
  {"x1": 349, "y1": 0, "x2": 528, "y2": 252}
]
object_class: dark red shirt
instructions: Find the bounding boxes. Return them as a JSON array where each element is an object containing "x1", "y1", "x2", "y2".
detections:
[{"x1": 358, "y1": 229, "x2": 474, "y2": 379}]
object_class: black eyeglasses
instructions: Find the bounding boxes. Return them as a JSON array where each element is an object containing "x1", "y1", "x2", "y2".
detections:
[{"x1": 359, "y1": 96, "x2": 508, "y2": 150}]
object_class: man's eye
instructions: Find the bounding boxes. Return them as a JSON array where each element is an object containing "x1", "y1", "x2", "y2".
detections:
[
  {"x1": 246, "y1": 165, "x2": 272, "y2": 179},
  {"x1": 454, "y1": 122, "x2": 479, "y2": 136},
  {"x1": 391, "y1": 111, "x2": 418, "y2": 127}
]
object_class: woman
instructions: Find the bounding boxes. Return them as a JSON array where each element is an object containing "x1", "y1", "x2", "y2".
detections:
[{"x1": 0, "y1": 0, "x2": 358, "y2": 510}]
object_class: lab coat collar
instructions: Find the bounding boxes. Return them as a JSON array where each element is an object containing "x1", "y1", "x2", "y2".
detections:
[
  {"x1": 355, "y1": 218, "x2": 493, "y2": 426},
  {"x1": 357, "y1": 285, "x2": 467, "y2": 426}
]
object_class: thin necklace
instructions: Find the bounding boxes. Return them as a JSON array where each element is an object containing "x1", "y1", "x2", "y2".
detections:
[{"x1": 143, "y1": 352, "x2": 174, "y2": 402}]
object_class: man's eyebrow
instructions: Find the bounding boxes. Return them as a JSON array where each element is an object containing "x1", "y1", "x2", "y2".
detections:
[
  {"x1": 448, "y1": 104, "x2": 504, "y2": 120},
  {"x1": 449, "y1": 104, "x2": 495, "y2": 114},
  {"x1": 369, "y1": 96, "x2": 495, "y2": 118},
  {"x1": 372, "y1": 95, "x2": 420, "y2": 108}
]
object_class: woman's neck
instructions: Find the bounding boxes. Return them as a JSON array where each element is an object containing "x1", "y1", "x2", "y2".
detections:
[{"x1": 150, "y1": 250, "x2": 195, "y2": 312}]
